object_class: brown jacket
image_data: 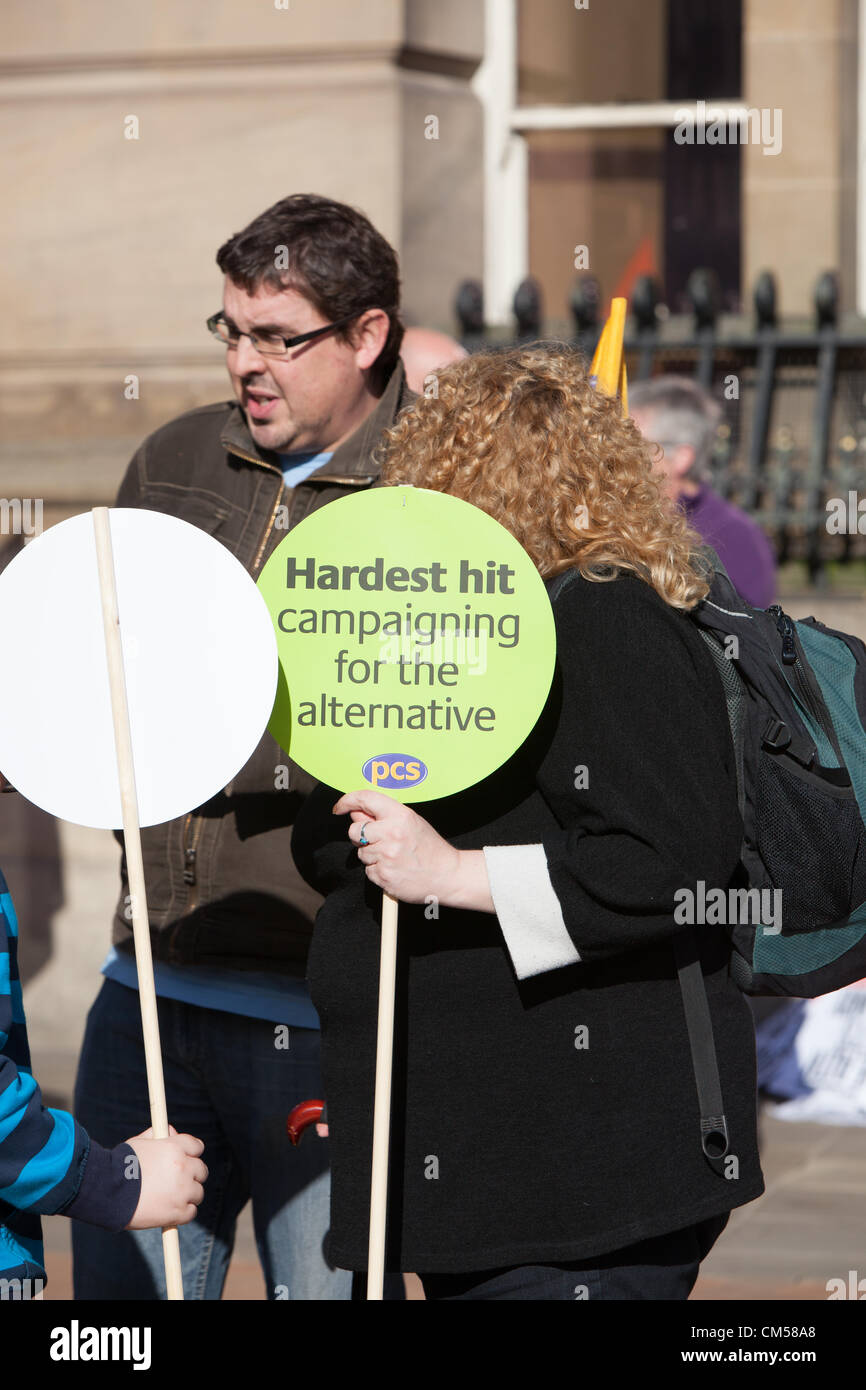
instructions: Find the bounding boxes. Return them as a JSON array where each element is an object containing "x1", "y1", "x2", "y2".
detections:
[{"x1": 111, "y1": 362, "x2": 415, "y2": 973}]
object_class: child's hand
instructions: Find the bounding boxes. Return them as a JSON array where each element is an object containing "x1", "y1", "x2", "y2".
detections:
[{"x1": 123, "y1": 1125, "x2": 208, "y2": 1230}]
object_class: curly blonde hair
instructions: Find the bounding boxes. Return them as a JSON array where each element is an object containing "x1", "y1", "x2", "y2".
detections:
[{"x1": 379, "y1": 344, "x2": 712, "y2": 610}]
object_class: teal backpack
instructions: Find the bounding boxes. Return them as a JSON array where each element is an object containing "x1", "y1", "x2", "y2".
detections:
[
  {"x1": 692, "y1": 553, "x2": 866, "y2": 997},
  {"x1": 682, "y1": 550, "x2": 866, "y2": 1169}
]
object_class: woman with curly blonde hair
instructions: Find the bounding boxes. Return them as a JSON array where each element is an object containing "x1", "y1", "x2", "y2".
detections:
[{"x1": 292, "y1": 344, "x2": 764, "y2": 1301}]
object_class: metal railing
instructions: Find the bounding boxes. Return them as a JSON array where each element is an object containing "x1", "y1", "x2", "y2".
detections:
[{"x1": 454, "y1": 270, "x2": 866, "y2": 582}]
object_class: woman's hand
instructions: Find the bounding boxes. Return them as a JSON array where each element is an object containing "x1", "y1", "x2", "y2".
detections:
[{"x1": 333, "y1": 789, "x2": 494, "y2": 913}]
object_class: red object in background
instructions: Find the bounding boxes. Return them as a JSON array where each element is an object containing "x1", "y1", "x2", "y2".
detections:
[
  {"x1": 287, "y1": 1098, "x2": 324, "y2": 1145},
  {"x1": 612, "y1": 236, "x2": 657, "y2": 308}
]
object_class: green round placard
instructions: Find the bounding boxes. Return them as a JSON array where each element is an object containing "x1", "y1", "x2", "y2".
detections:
[{"x1": 257, "y1": 486, "x2": 556, "y2": 802}]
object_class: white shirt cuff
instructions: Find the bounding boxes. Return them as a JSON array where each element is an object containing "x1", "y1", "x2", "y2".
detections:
[{"x1": 483, "y1": 843, "x2": 581, "y2": 980}]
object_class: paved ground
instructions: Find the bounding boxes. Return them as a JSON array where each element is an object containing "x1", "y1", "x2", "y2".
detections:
[{"x1": 694, "y1": 1114, "x2": 866, "y2": 1300}]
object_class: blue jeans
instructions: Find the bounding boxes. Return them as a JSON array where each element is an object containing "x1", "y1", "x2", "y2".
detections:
[{"x1": 71, "y1": 979, "x2": 350, "y2": 1301}]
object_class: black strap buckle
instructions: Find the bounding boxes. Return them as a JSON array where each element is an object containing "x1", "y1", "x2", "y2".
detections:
[
  {"x1": 762, "y1": 717, "x2": 791, "y2": 751},
  {"x1": 701, "y1": 1116, "x2": 730, "y2": 1176}
]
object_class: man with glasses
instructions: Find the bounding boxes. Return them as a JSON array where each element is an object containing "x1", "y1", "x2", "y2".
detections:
[{"x1": 72, "y1": 194, "x2": 413, "y2": 1301}]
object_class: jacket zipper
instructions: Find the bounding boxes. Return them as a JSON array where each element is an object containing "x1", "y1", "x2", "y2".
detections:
[
  {"x1": 245, "y1": 467, "x2": 372, "y2": 575},
  {"x1": 182, "y1": 811, "x2": 204, "y2": 904},
  {"x1": 251, "y1": 475, "x2": 286, "y2": 576},
  {"x1": 171, "y1": 809, "x2": 204, "y2": 954}
]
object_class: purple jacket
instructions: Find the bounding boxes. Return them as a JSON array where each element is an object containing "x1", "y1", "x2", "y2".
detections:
[{"x1": 679, "y1": 485, "x2": 776, "y2": 609}]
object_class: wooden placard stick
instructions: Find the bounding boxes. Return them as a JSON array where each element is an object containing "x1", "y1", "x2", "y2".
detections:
[
  {"x1": 366, "y1": 890, "x2": 399, "y2": 1300},
  {"x1": 92, "y1": 506, "x2": 184, "y2": 1302}
]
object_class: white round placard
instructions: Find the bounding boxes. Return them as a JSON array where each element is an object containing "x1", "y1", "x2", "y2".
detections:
[{"x1": 0, "y1": 509, "x2": 278, "y2": 828}]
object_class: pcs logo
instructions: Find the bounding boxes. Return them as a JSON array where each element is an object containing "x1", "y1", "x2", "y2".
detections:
[{"x1": 362, "y1": 754, "x2": 428, "y2": 790}]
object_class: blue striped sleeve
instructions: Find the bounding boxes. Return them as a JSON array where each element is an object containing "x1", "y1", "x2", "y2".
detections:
[
  {"x1": 0, "y1": 871, "x2": 89, "y2": 1216},
  {"x1": 0, "y1": 887, "x2": 19, "y2": 937},
  {"x1": 0, "y1": 1105, "x2": 77, "y2": 1207},
  {"x1": 0, "y1": 872, "x2": 141, "y2": 1231}
]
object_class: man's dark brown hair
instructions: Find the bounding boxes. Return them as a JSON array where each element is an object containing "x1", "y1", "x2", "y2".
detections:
[{"x1": 216, "y1": 193, "x2": 403, "y2": 394}]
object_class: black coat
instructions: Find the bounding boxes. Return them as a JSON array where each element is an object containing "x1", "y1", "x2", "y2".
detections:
[{"x1": 292, "y1": 569, "x2": 764, "y2": 1273}]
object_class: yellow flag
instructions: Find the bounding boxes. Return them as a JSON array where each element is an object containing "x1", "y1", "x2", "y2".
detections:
[{"x1": 590, "y1": 297, "x2": 628, "y2": 418}]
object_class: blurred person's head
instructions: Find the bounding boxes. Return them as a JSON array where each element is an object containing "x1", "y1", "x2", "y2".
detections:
[
  {"x1": 400, "y1": 327, "x2": 468, "y2": 393},
  {"x1": 628, "y1": 376, "x2": 722, "y2": 501},
  {"x1": 376, "y1": 345, "x2": 711, "y2": 611},
  {"x1": 214, "y1": 194, "x2": 404, "y2": 454}
]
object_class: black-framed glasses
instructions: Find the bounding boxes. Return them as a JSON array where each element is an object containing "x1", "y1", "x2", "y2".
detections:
[{"x1": 206, "y1": 310, "x2": 365, "y2": 357}]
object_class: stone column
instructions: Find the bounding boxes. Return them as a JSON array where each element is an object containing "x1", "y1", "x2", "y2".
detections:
[{"x1": 743, "y1": 0, "x2": 859, "y2": 316}]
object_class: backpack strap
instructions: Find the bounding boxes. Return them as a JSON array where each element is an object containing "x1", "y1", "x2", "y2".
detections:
[
  {"x1": 696, "y1": 626, "x2": 747, "y2": 824},
  {"x1": 686, "y1": 604, "x2": 741, "y2": 1172},
  {"x1": 672, "y1": 929, "x2": 731, "y2": 1175},
  {"x1": 694, "y1": 541, "x2": 732, "y2": 586}
]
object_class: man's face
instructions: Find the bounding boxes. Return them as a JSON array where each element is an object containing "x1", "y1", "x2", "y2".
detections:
[
  {"x1": 221, "y1": 278, "x2": 368, "y2": 454},
  {"x1": 631, "y1": 405, "x2": 693, "y2": 501}
]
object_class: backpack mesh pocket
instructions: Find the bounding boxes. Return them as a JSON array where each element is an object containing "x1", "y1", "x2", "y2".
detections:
[{"x1": 755, "y1": 753, "x2": 866, "y2": 933}]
